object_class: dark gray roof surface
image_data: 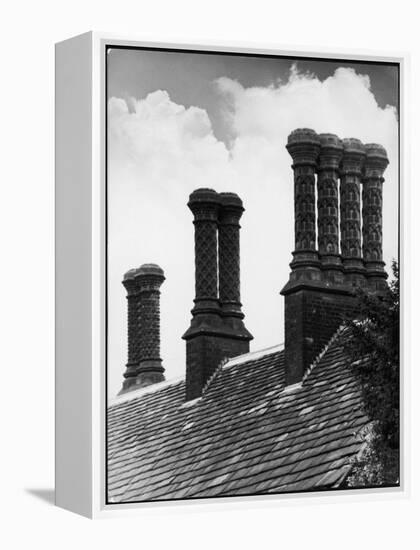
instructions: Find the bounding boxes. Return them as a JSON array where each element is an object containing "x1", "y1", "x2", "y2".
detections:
[{"x1": 107, "y1": 331, "x2": 367, "y2": 502}]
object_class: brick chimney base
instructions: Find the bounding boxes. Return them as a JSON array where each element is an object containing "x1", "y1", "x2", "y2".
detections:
[
  {"x1": 185, "y1": 333, "x2": 250, "y2": 401},
  {"x1": 283, "y1": 286, "x2": 357, "y2": 386}
]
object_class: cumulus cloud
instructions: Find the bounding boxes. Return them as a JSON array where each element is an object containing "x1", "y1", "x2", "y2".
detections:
[{"x1": 108, "y1": 67, "x2": 399, "y2": 398}]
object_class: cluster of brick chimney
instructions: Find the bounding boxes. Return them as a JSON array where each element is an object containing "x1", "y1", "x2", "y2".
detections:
[
  {"x1": 281, "y1": 129, "x2": 389, "y2": 385},
  {"x1": 119, "y1": 129, "x2": 389, "y2": 400},
  {"x1": 283, "y1": 129, "x2": 388, "y2": 292}
]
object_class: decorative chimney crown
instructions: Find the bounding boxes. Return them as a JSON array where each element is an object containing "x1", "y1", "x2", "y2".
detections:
[
  {"x1": 219, "y1": 192, "x2": 244, "y2": 209},
  {"x1": 123, "y1": 267, "x2": 140, "y2": 281},
  {"x1": 318, "y1": 133, "x2": 343, "y2": 170},
  {"x1": 341, "y1": 138, "x2": 366, "y2": 175},
  {"x1": 137, "y1": 263, "x2": 164, "y2": 276},
  {"x1": 286, "y1": 128, "x2": 321, "y2": 167},
  {"x1": 188, "y1": 188, "x2": 220, "y2": 220},
  {"x1": 364, "y1": 143, "x2": 389, "y2": 177}
]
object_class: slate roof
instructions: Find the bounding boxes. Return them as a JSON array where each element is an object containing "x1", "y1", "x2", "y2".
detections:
[{"x1": 107, "y1": 329, "x2": 368, "y2": 502}]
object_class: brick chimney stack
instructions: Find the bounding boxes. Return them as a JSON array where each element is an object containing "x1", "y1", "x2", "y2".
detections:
[
  {"x1": 317, "y1": 133, "x2": 344, "y2": 284},
  {"x1": 185, "y1": 188, "x2": 221, "y2": 325},
  {"x1": 285, "y1": 128, "x2": 321, "y2": 286},
  {"x1": 281, "y1": 129, "x2": 389, "y2": 387},
  {"x1": 136, "y1": 264, "x2": 166, "y2": 387},
  {"x1": 340, "y1": 138, "x2": 366, "y2": 286},
  {"x1": 183, "y1": 188, "x2": 252, "y2": 401},
  {"x1": 363, "y1": 144, "x2": 389, "y2": 291},
  {"x1": 119, "y1": 263, "x2": 165, "y2": 395},
  {"x1": 218, "y1": 192, "x2": 252, "y2": 343},
  {"x1": 120, "y1": 268, "x2": 142, "y2": 393}
]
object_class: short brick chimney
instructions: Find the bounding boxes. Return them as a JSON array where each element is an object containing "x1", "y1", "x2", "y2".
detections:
[
  {"x1": 183, "y1": 188, "x2": 252, "y2": 401},
  {"x1": 119, "y1": 263, "x2": 165, "y2": 394},
  {"x1": 281, "y1": 129, "x2": 388, "y2": 386}
]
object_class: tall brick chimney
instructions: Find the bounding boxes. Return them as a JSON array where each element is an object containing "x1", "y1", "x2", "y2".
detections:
[
  {"x1": 136, "y1": 264, "x2": 166, "y2": 387},
  {"x1": 119, "y1": 263, "x2": 165, "y2": 395},
  {"x1": 281, "y1": 129, "x2": 389, "y2": 386},
  {"x1": 183, "y1": 188, "x2": 252, "y2": 401},
  {"x1": 284, "y1": 128, "x2": 321, "y2": 286},
  {"x1": 363, "y1": 144, "x2": 389, "y2": 291},
  {"x1": 218, "y1": 192, "x2": 252, "y2": 346},
  {"x1": 340, "y1": 138, "x2": 366, "y2": 286},
  {"x1": 317, "y1": 133, "x2": 344, "y2": 284},
  {"x1": 120, "y1": 268, "x2": 142, "y2": 393}
]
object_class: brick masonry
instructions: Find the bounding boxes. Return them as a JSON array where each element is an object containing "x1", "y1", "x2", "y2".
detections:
[
  {"x1": 282, "y1": 128, "x2": 389, "y2": 386},
  {"x1": 119, "y1": 263, "x2": 165, "y2": 394},
  {"x1": 185, "y1": 335, "x2": 250, "y2": 401},
  {"x1": 121, "y1": 271, "x2": 142, "y2": 391},
  {"x1": 183, "y1": 188, "x2": 252, "y2": 401},
  {"x1": 284, "y1": 287, "x2": 356, "y2": 385}
]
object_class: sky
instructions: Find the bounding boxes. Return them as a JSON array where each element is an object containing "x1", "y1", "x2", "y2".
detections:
[{"x1": 107, "y1": 48, "x2": 399, "y2": 398}]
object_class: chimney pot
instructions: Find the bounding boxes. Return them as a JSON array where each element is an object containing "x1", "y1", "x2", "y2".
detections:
[
  {"x1": 364, "y1": 143, "x2": 389, "y2": 174},
  {"x1": 286, "y1": 128, "x2": 321, "y2": 167}
]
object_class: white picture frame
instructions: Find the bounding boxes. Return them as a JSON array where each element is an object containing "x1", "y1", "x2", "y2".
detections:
[{"x1": 55, "y1": 32, "x2": 407, "y2": 518}]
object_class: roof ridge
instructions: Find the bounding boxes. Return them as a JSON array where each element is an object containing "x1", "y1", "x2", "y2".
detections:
[
  {"x1": 223, "y1": 343, "x2": 284, "y2": 369},
  {"x1": 201, "y1": 343, "x2": 284, "y2": 395},
  {"x1": 201, "y1": 357, "x2": 229, "y2": 395},
  {"x1": 109, "y1": 375, "x2": 184, "y2": 406},
  {"x1": 302, "y1": 324, "x2": 346, "y2": 384}
]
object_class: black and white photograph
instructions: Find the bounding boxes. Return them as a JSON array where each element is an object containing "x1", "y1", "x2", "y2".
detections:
[
  {"x1": 106, "y1": 46, "x2": 400, "y2": 503},
  {"x1": 6, "y1": 0, "x2": 420, "y2": 544}
]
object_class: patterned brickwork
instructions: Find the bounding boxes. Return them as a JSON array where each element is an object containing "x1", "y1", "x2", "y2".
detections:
[
  {"x1": 219, "y1": 222, "x2": 240, "y2": 303},
  {"x1": 286, "y1": 129, "x2": 320, "y2": 255},
  {"x1": 294, "y1": 171, "x2": 317, "y2": 251},
  {"x1": 362, "y1": 181, "x2": 383, "y2": 261},
  {"x1": 138, "y1": 288, "x2": 162, "y2": 361},
  {"x1": 188, "y1": 189, "x2": 220, "y2": 305},
  {"x1": 121, "y1": 272, "x2": 142, "y2": 390},
  {"x1": 340, "y1": 138, "x2": 366, "y2": 285},
  {"x1": 363, "y1": 144, "x2": 389, "y2": 290},
  {"x1": 136, "y1": 265, "x2": 165, "y2": 387},
  {"x1": 317, "y1": 134, "x2": 342, "y2": 262},
  {"x1": 317, "y1": 174, "x2": 339, "y2": 254},
  {"x1": 218, "y1": 193, "x2": 243, "y2": 311}
]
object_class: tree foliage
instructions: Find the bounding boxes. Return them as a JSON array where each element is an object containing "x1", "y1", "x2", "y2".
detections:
[{"x1": 341, "y1": 261, "x2": 399, "y2": 487}]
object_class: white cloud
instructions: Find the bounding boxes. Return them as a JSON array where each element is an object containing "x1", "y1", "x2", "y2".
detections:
[{"x1": 108, "y1": 67, "x2": 399, "y2": 398}]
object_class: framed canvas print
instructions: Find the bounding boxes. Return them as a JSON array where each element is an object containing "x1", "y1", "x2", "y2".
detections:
[{"x1": 55, "y1": 32, "x2": 406, "y2": 518}]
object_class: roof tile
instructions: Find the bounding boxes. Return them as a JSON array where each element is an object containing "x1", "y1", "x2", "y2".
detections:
[{"x1": 107, "y1": 334, "x2": 367, "y2": 501}]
